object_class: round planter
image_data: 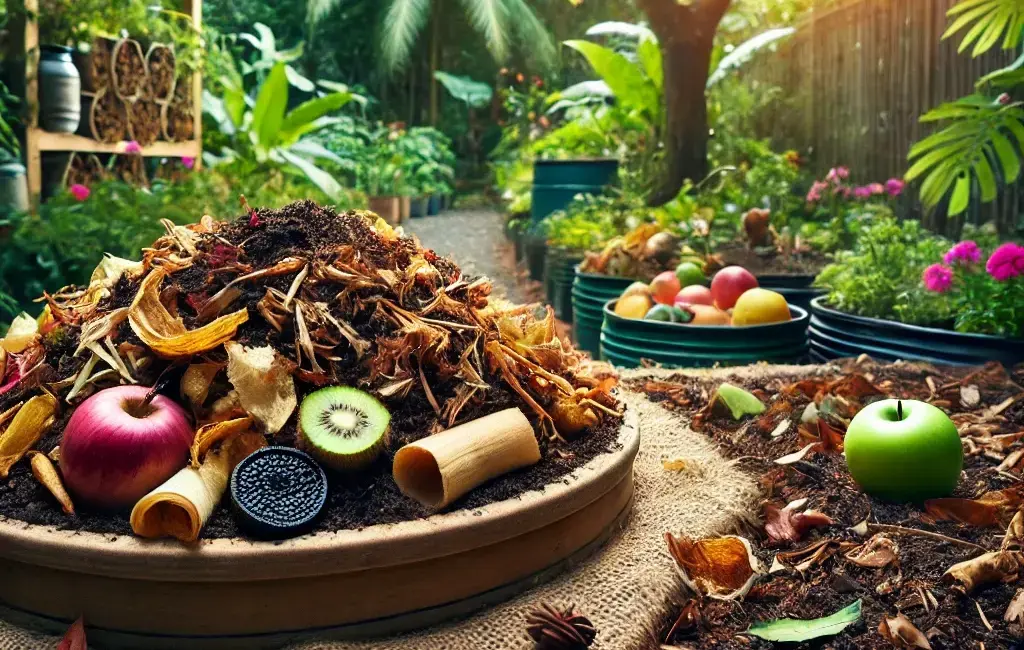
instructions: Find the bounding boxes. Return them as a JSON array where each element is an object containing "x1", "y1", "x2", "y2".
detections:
[
  {"x1": 757, "y1": 274, "x2": 825, "y2": 313},
  {"x1": 400, "y1": 195, "x2": 412, "y2": 222},
  {"x1": 524, "y1": 234, "x2": 547, "y2": 282},
  {"x1": 368, "y1": 196, "x2": 401, "y2": 225},
  {"x1": 0, "y1": 414, "x2": 639, "y2": 650},
  {"x1": 808, "y1": 296, "x2": 1024, "y2": 367},
  {"x1": 531, "y1": 158, "x2": 618, "y2": 222},
  {"x1": 38, "y1": 45, "x2": 82, "y2": 133},
  {"x1": 410, "y1": 197, "x2": 428, "y2": 218},
  {"x1": 0, "y1": 162, "x2": 29, "y2": 214},
  {"x1": 512, "y1": 230, "x2": 525, "y2": 264},
  {"x1": 572, "y1": 270, "x2": 635, "y2": 357},
  {"x1": 427, "y1": 194, "x2": 441, "y2": 216},
  {"x1": 543, "y1": 248, "x2": 583, "y2": 323},
  {"x1": 601, "y1": 300, "x2": 810, "y2": 369}
]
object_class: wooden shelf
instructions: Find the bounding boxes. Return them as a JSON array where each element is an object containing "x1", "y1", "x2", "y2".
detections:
[{"x1": 33, "y1": 130, "x2": 201, "y2": 158}]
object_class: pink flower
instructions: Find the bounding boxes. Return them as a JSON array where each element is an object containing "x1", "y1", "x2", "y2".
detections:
[
  {"x1": 923, "y1": 263, "x2": 954, "y2": 293},
  {"x1": 69, "y1": 184, "x2": 90, "y2": 201},
  {"x1": 986, "y1": 242, "x2": 1024, "y2": 281},
  {"x1": 826, "y1": 167, "x2": 850, "y2": 184},
  {"x1": 868, "y1": 183, "x2": 885, "y2": 195},
  {"x1": 181, "y1": 156, "x2": 195, "y2": 170},
  {"x1": 853, "y1": 186, "x2": 872, "y2": 199},
  {"x1": 943, "y1": 240, "x2": 982, "y2": 266},
  {"x1": 124, "y1": 140, "x2": 142, "y2": 154},
  {"x1": 885, "y1": 178, "x2": 905, "y2": 197},
  {"x1": 806, "y1": 181, "x2": 828, "y2": 203}
]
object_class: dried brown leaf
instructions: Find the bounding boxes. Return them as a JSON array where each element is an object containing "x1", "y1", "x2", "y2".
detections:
[
  {"x1": 28, "y1": 451, "x2": 74, "y2": 515},
  {"x1": 190, "y1": 417, "x2": 252, "y2": 468},
  {"x1": 943, "y1": 551, "x2": 1023, "y2": 595},
  {"x1": 924, "y1": 487, "x2": 1024, "y2": 528},
  {"x1": 764, "y1": 499, "x2": 834, "y2": 544},
  {"x1": 878, "y1": 613, "x2": 932, "y2": 649},
  {"x1": 774, "y1": 442, "x2": 817, "y2": 465},
  {"x1": 844, "y1": 534, "x2": 898, "y2": 568},
  {"x1": 773, "y1": 539, "x2": 846, "y2": 575},
  {"x1": 1004, "y1": 588, "x2": 1024, "y2": 623},
  {"x1": 0, "y1": 393, "x2": 57, "y2": 478},
  {"x1": 225, "y1": 342, "x2": 297, "y2": 434},
  {"x1": 665, "y1": 533, "x2": 761, "y2": 600}
]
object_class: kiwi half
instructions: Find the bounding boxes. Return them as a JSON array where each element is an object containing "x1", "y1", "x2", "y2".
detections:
[{"x1": 299, "y1": 386, "x2": 390, "y2": 471}]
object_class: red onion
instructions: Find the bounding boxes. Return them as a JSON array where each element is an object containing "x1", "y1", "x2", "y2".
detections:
[{"x1": 61, "y1": 385, "x2": 194, "y2": 510}]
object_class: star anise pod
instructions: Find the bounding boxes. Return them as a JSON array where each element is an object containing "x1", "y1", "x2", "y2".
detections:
[{"x1": 525, "y1": 601, "x2": 596, "y2": 650}]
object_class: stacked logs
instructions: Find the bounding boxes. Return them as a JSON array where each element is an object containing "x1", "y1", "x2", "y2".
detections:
[{"x1": 74, "y1": 36, "x2": 184, "y2": 147}]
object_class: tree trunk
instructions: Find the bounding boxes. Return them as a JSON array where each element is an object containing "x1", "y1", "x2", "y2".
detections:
[
  {"x1": 429, "y1": 0, "x2": 441, "y2": 126},
  {"x1": 638, "y1": 0, "x2": 731, "y2": 206}
]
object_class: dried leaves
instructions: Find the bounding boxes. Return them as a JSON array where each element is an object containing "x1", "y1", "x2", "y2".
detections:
[
  {"x1": 189, "y1": 417, "x2": 252, "y2": 468},
  {"x1": 28, "y1": 451, "x2": 74, "y2": 515},
  {"x1": 225, "y1": 342, "x2": 296, "y2": 434},
  {"x1": 763, "y1": 498, "x2": 834, "y2": 544},
  {"x1": 924, "y1": 487, "x2": 1024, "y2": 528},
  {"x1": 0, "y1": 393, "x2": 57, "y2": 478},
  {"x1": 943, "y1": 511, "x2": 1024, "y2": 594},
  {"x1": 844, "y1": 534, "x2": 899, "y2": 569},
  {"x1": 665, "y1": 533, "x2": 761, "y2": 600},
  {"x1": 128, "y1": 268, "x2": 248, "y2": 358},
  {"x1": 878, "y1": 614, "x2": 932, "y2": 649}
]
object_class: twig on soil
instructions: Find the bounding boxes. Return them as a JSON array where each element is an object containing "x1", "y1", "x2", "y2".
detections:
[{"x1": 868, "y1": 523, "x2": 987, "y2": 553}]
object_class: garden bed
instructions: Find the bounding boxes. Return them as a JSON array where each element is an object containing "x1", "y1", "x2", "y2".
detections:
[{"x1": 627, "y1": 358, "x2": 1024, "y2": 649}]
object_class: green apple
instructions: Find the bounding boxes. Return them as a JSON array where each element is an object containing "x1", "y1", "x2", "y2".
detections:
[
  {"x1": 845, "y1": 399, "x2": 962, "y2": 502},
  {"x1": 675, "y1": 262, "x2": 706, "y2": 288}
]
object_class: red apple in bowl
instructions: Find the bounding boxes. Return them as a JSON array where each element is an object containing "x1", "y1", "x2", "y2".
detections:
[
  {"x1": 711, "y1": 266, "x2": 758, "y2": 310},
  {"x1": 674, "y1": 285, "x2": 714, "y2": 307},
  {"x1": 61, "y1": 385, "x2": 195, "y2": 510},
  {"x1": 649, "y1": 271, "x2": 681, "y2": 305},
  {"x1": 845, "y1": 399, "x2": 962, "y2": 502}
]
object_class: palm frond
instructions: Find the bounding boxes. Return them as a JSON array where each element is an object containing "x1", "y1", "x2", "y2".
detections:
[
  {"x1": 380, "y1": 0, "x2": 433, "y2": 72},
  {"x1": 306, "y1": 0, "x2": 340, "y2": 30},
  {"x1": 503, "y1": 0, "x2": 557, "y2": 67},
  {"x1": 906, "y1": 94, "x2": 1024, "y2": 216},
  {"x1": 943, "y1": 0, "x2": 1024, "y2": 57},
  {"x1": 460, "y1": 0, "x2": 510, "y2": 62}
]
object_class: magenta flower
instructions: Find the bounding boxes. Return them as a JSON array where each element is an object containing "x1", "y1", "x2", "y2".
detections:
[
  {"x1": 123, "y1": 140, "x2": 142, "y2": 154},
  {"x1": 181, "y1": 156, "x2": 195, "y2": 170},
  {"x1": 806, "y1": 180, "x2": 828, "y2": 203},
  {"x1": 69, "y1": 184, "x2": 90, "y2": 201},
  {"x1": 885, "y1": 178, "x2": 905, "y2": 197},
  {"x1": 869, "y1": 183, "x2": 885, "y2": 195},
  {"x1": 986, "y1": 242, "x2": 1024, "y2": 281},
  {"x1": 825, "y1": 167, "x2": 850, "y2": 184},
  {"x1": 923, "y1": 264, "x2": 954, "y2": 293},
  {"x1": 943, "y1": 240, "x2": 982, "y2": 266},
  {"x1": 853, "y1": 186, "x2": 872, "y2": 199}
]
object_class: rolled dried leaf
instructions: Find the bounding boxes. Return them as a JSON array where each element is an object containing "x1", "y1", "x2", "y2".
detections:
[
  {"x1": 393, "y1": 408, "x2": 540, "y2": 510},
  {"x1": 129, "y1": 269, "x2": 248, "y2": 358},
  {"x1": 189, "y1": 417, "x2": 252, "y2": 468},
  {"x1": 665, "y1": 533, "x2": 762, "y2": 600},
  {"x1": 0, "y1": 393, "x2": 58, "y2": 478},
  {"x1": 29, "y1": 452, "x2": 74, "y2": 515},
  {"x1": 131, "y1": 432, "x2": 265, "y2": 543}
]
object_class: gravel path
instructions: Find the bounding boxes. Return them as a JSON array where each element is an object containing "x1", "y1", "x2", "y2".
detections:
[{"x1": 405, "y1": 209, "x2": 526, "y2": 303}]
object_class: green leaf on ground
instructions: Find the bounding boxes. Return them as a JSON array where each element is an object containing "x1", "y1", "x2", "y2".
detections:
[
  {"x1": 747, "y1": 599, "x2": 862, "y2": 642},
  {"x1": 714, "y1": 383, "x2": 766, "y2": 420}
]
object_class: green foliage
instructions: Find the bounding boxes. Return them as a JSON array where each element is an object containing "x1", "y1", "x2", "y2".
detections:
[
  {"x1": 944, "y1": 0, "x2": 1024, "y2": 57},
  {"x1": 433, "y1": 72, "x2": 493, "y2": 108},
  {"x1": 748, "y1": 600, "x2": 861, "y2": 643},
  {"x1": 0, "y1": 80, "x2": 20, "y2": 161},
  {"x1": 815, "y1": 217, "x2": 952, "y2": 326},
  {"x1": 562, "y1": 38, "x2": 661, "y2": 124},
  {"x1": 543, "y1": 191, "x2": 649, "y2": 252}
]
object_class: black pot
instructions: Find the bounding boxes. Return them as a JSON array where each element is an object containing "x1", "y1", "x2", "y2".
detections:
[
  {"x1": 523, "y1": 235, "x2": 547, "y2": 282},
  {"x1": 543, "y1": 248, "x2": 583, "y2": 323},
  {"x1": 809, "y1": 296, "x2": 1024, "y2": 367},
  {"x1": 409, "y1": 197, "x2": 428, "y2": 218}
]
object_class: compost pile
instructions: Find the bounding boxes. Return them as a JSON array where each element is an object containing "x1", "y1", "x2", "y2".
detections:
[
  {"x1": 0, "y1": 201, "x2": 621, "y2": 541},
  {"x1": 629, "y1": 359, "x2": 1024, "y2": 649},
  {"x1": 580, "y1": 224, "x2": 682, "y2": 280}
]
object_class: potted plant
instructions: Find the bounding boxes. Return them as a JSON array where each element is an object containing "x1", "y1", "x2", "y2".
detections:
[
  {"x1": 0, "y1": 81, "x2": 28, "y2": 214},
  {"x1": 811, "y1": 217, "x2": 1024, "y2": 366}
]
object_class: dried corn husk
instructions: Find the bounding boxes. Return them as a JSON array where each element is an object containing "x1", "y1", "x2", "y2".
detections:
[
  {"x1": 29, "y1": 452, "x2": 74, "y2": 515},
  {"x1": 130, "y1": 432, "x2": 265, "y2": 543},
  {"x1": 0, "y1": 393, "x2": 57, "y2": 478},
  {"x1": 225, "y1": 342, "x2": 296, "y2": 434},
  {"x1": 180, "y1": 362, "x2": 223, "y2": 409},
  {"x1": 189, "y1": 417, "x2": 252, "y2": 468},
  {"x1": 74, "y1": 308, "x2": 129, "y2": 356},
  {"x1": 128, "y1": 269, "x2": 248, "y2": 358},
  {"x1": 393, "y1": 408, "x2": 540, "y2": 510},
  {"x1": 1, "y1": 313, "x2": 39, "y2": 353}
]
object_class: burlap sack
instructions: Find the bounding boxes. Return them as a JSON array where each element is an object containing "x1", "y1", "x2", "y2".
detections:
[{"x1": 0, "y1": 367, "x2": 771, "y2": 650}]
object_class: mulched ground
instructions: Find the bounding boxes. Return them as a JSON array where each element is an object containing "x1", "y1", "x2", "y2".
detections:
[
  {"x1": 625, "y1": 358, "x2": 1024, "y2": 650},
  {"x1": 714, "y1": 242, "x2": 830, "y2": 277}
]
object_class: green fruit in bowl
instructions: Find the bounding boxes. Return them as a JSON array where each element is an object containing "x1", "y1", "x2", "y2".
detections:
[
  {"x1": 675, "y1": 262, "x2": 706, "y2": 287},
  {"x1": 845, "y1": 399, "x2": 963, "y2": 502},
  {"x1": 670, "y1": 306, "x2": 693, "y2": 323},
  {"x1": 644, "y1": 304, "x2": 676, "y2": 322}
]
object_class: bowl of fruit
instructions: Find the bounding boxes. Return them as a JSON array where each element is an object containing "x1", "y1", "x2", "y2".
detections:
[{"x1": 600, "y1": 265, "x2": 809, "y2": 368}]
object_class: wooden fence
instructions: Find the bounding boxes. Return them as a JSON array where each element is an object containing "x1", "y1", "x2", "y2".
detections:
[{"x1": 746, "y1": 0, "x2": 1022, "y2": 236}]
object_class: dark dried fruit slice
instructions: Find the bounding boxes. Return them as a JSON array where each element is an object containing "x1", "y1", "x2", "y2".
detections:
[{"x1": 229, "y1": 446, "x2": 328, "y2": 539}]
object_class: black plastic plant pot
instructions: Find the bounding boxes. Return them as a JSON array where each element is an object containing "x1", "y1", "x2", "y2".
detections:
[
  {"x1": 757, "y1": 274, "x2": 826, "y2": 313},
  {"x1": 427, "y1": 195, "x2": 441, "y2": 216},
  {"x1": 808, "y1": 297, "x2": 1024, "y2": 367},
  {"x1": 524, "y1": 234, "x2": 548, "y2": 282},
  {"x1": 601, "y1": 300, "x2": 810, "y2": 369},
  {"x1": 512, "y1": 230, "x2": 525, "y2": 264},
  {"x1": 530, "y1": 158, "x2": 618, "y2": 222},
  {"x1": 409, "y1": 197, "x2": 428, "y2": 218},
  {"x1": 543, "y1": 248, "x2": 583, "y2": 323},
  {"x1": 571, "y1": 269, "x2": 635, "y2": 357}
]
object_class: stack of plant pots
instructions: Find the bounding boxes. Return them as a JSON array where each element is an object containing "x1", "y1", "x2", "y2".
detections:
[{"x1": 543, "y1": 248, "x2": 583, "y2": 323}]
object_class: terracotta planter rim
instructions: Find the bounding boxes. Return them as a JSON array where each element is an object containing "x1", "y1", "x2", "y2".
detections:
[{"x1": 0, "y1": 411, "x2": 639, "y2": 583}]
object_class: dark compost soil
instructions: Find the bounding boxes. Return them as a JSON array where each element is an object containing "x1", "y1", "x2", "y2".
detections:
[
  {"x1": 713, "y1": 242, "x2": 830, "y2": 277},
  {"x1": 626, "y1": 359, "x2": 1024, "y2": 650}
]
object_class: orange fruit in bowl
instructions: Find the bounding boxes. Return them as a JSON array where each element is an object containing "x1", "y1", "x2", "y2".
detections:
[
  {"x1": 732, "y1": 288, "x2": 792, "y2": 326},
  {"x1": 687, "y1": 304, "x2": 732, "y2": 326},
  {"x1": 614, "y1": 294, "x2": 653, "y2": 320},
  {"x1": 649, "y1": 271, "x2": 682, "y2": 305}
]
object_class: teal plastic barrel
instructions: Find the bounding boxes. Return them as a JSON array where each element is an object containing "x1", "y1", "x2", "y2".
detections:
[
  {"x1": 544, "y1": 248, "x2": 583, "y2": 323},
  {"x1": 531, "y1": 159, "x2": 618, "y2": 222},
  {"x1": 601, "y1": 300, "x2": 810, "y2": 369},
  {"x1": 572, "y1": 270, "x2": 635, "y2": 357}
]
